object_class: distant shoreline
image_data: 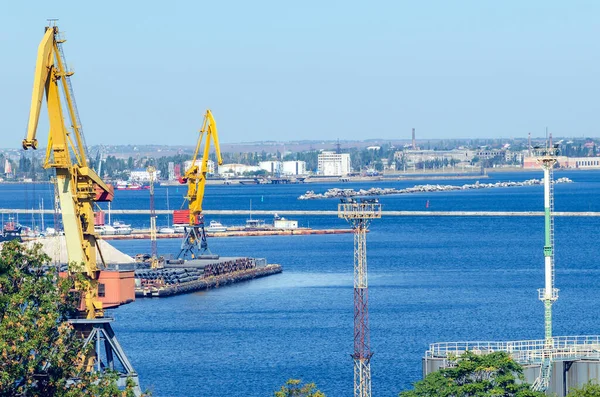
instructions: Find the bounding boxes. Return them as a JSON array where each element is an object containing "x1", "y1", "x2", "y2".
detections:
[{"x1": 1, "y1": 167, "x2": 598, "y2": 186}]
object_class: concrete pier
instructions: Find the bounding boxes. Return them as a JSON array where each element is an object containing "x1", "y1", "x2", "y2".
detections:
[{"x1": 4, "y1": 209, "x2": 600, "y2": 217}]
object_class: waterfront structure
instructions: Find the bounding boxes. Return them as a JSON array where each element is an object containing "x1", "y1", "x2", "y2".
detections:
[
  {"x1": 217, "y1": 163, "x2": 261, "y2": 176},
  {"x1": 168, "y1": 162, "x2": 175, "y2": 181},
  {"x1": 282, "y1": 160, "x2": 306, "y2": 175},
  {"x1": 524, "y1": 156, "x2": 600, "y2": 169},
  {"x1": 259, "y1": 160, "x2": 282, "y2": 175},
  {"x1": 130, "y1": 167, "x2": 159, "y2": 182},
  {"x1": 422, "y1": 147, "x2": 600, "y2": 396},
  {"x1": 318, "y1": 151, "x2": 351, "y2": 176},
  {"x1": 184, "y1": 159, "x2": 215, "y2": 175},
  {"x1": 339, "y1": 199, "x2": 382, "y2": 397},
  {"x1": 394, "y1": 149, "x2": 474, "y2": 168}
]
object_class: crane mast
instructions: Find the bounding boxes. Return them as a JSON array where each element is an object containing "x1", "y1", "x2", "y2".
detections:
[
  {"x1": 178, "y1": 109, "x2": 223, "y2": 259},
  {"x1": 22, "y1": 24, "x2": 141, "y2": 394},
  {"x1": 23, "y1": 25, "x2": 114, "y2": 319}
]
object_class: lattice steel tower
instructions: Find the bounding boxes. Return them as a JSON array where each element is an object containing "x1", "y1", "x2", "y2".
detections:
[
  {"x1": 532, "y1": 147, "x2": 559, "y2": 392},
  {"x1": 339, "y1": 199, "x2": 382, "y2": 397}
]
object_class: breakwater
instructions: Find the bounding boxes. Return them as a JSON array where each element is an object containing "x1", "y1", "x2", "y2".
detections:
[
  {"x1": 298, "y1": 177, "x2": 573, "y2": 200},
  {"x1": 9, "y1": 209, "x2": 600, "y2": 217}
]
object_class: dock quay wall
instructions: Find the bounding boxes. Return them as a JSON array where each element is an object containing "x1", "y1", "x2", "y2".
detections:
[
  {"x1": 136, "y1": 264, "x2": 282, "y2": 298},
  {"x1": 97, "y1": 228, "x2": 354, "y2": 240}
]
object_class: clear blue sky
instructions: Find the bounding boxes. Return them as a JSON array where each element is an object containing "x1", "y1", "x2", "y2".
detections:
[{"x1": 2, "y1": 0, "x2": 599, "y2": 146}]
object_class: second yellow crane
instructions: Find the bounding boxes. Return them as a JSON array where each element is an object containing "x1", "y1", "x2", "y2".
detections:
[{"x1": 177, "y1": 109, "x2": 223, "y2": 259}]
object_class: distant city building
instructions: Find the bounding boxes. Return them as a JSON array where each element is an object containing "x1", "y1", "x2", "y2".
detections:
[
  {"x1": 129, "y1": 168, "x2": 160, "y2": 182},
  {"x1": 4, "y1": 159, "x2": 12, "y2": 176},
  {"x1": 282, "y1": 161, "x2": 306, "y2": 175},
  {"x1": 504, "y1": 150, "x2": 524, "y2": 163},
  {"x1": 475, "y1": 149, "x2": 504, "y2": 160},
  {"x1": 259, "y1": 161, "x2": 282, "y2": 175},
  {"x1": 168, "y1": 162, "x2": 175, "y2": 180},
  {"x1": 218, "y1": 163, "x2": 261, "y2": 176},
  {"x1": 317, "y1": 151, "x2": 351, "y2": 176},
  {"x1": 523, "y1": 156, "x2": 600, "y2": 169},
  {"x1": 394, "y1": 149, "x2": 474, "y2": 168},
  {"x1": 184, "y1": 159, "x2": 215, "y2": 175}
]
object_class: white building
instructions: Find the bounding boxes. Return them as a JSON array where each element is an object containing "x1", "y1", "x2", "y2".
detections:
[
  {"x1": 282, "y1": 161, "x2": 307, "y2": 175},
  {"x1": 259, "y1": 161, "x2": 282, "y2": 175},
  {"x1": 184, "y1": 159, "x2": 215, "y2": 175},
  {"x1": 317, "y1": 151, "x2": 351, "y2": 176},
  {"x1": 218, "y1": 163, "x2": 261, "y2": 176},
  {"x1": 129, "y1": 168, "x2": 160, "y2": 182}
]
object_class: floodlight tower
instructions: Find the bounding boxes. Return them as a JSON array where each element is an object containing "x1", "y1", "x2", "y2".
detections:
[
  {"x1": 533, "y1": 146, "x2": 559, "y2": 392},
  {"x1": 338, "y1": 198, "x2": 382, "y2": 397}
]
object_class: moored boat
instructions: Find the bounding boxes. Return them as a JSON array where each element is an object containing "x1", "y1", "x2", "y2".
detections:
[{"x1": 206, "y1": 220, "x2": 228, "y2": 232}]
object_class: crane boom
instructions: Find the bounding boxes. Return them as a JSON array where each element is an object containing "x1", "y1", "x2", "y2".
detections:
[
  {"x1": 22, "y1": 25, "x2": 113, "y2": 319},
  {"x1": 178, "y1": 109, "x2": 223, "y2": 259}
]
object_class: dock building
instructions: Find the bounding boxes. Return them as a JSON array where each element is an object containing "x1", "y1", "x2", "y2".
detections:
[{"x1": 318, "y1": 151, "x2": 351, "y2": 176}]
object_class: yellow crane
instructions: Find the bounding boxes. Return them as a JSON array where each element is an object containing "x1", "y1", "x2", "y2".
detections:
[
  {"x1": 22, "y1": 23, "x2": 140, "y2": 394},
  {"x1": 178, "y1": 109, "x2": 223, "y2": 259},
  {"x1": 22, "y1": 24, "x2": 113, "y2": 319}
]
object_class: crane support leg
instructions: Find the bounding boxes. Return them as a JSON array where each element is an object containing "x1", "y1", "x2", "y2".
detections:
[{"x1": 70, "y1": 318, "x2": 141, "y2": 396}]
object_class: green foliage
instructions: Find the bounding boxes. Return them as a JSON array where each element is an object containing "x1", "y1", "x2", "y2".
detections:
[
  {"x1": 399, "y1": 351, "x2": 545, "y2": 397},
  {"x1": 274, "y1": 379, "x2": 326, "y2": 397},
  {"x1": 0, "y1": 241, "x2": 142, "y2": 396},
  {"x1": 567, "y1": 381, "x2": 600, "y2": 396}
]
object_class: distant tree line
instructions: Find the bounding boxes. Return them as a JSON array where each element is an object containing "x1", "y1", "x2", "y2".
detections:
[{"x1": 4, "y1": 137, "x2": 600, "y2": 180}]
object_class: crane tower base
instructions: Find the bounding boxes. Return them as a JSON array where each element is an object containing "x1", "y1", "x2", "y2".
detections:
[{"x1": 69, "y1": 318, "x2": 141, "y2": 396}]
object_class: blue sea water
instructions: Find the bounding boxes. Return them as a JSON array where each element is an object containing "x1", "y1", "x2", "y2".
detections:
[{"x1": 2, "y1": 170, "x2": 600, "y2": 396}]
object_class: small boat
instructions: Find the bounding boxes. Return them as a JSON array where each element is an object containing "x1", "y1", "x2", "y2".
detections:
[
  {"x1": 95, "y1": 221, "x2": 133, "y2": 236},
  {"x1": 172, "y1": 224, "x2": 187, "y2": 233},
  {"x1": 158, "y1": 227, "x2": 176, "y2": 234},
  {"x1": 206, "y1": 220, "x2": 228, "y2": 233},
  {"x1": 112, "y1": 221, "x2": 133, "y2": 235},
  {"x1": 244, "y1": 218, "x2": 268, "y2": 230},
  {"x1": 0, "y1": 218, "x2": 23, "y2": 242},
  {"x1": 115, "y1": 180, "x2": 143, "y2": 190},
  {"x1": 94, "y1": 225, "x2": 116, "y2": 235}
]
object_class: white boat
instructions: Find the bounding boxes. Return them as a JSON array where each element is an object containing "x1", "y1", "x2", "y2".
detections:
[
  {"x1": 95, "y1": 221, "x2": 132, "y2": 236},
  {"x1": 112, "y1": 221, "x2": 133, "y2": 235},
  {"x1": 206, "y1": 220, "x2": 228, "y2": 232},
  {"x1": 172, "y1": 224, "x2": 187, "y2": 233},
  {"x1": 95, "y1": 225, "x2": 116, "y2": 235},
  {"x1": 158, "y1": 227, "x2": 176, "y2": 234}
]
